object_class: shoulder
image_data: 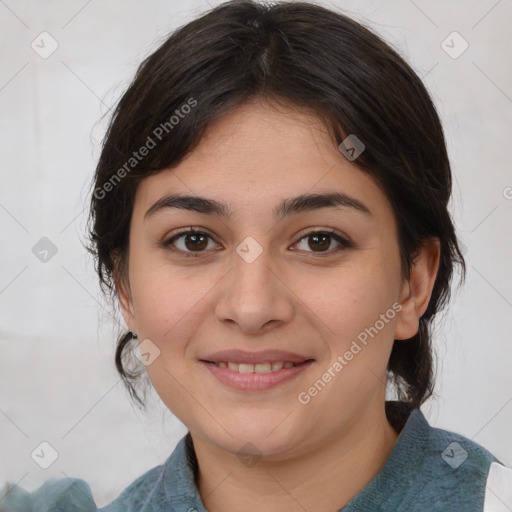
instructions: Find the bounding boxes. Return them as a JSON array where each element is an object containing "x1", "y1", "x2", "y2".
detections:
[
  {"x1": 0, "y1": 464, "x2": 165, "y2": 512},
  {"x1": 423, "y1": 418, "x2": 498, "y2": 475},
  {"x1": 375, "y1": 404, "x2": 512, "y2": 511},
  {"x1": 404, "y1": 410, "x2": 510, "y2": 510}
]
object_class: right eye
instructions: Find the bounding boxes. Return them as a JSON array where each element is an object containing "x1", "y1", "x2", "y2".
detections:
[{"x1": 162, "y1": 228, "x2": 221, "y2": 257}]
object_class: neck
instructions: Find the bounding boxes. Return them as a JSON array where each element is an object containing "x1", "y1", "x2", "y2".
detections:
[{"x1": 193, "y1": 402, "x2": 399, "y2": 512}]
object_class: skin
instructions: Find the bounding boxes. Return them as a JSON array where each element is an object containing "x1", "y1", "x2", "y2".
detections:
[{"x1": 116, "y1": 99, "x2": 440, "y2": 512}]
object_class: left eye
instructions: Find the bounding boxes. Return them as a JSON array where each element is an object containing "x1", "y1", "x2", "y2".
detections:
[
  {"x1": 294, "y1": 231, "x2": 350, "y2": 254},
  {"x1": 162, "y1": 229, "x2": 350, "y2": 257}
]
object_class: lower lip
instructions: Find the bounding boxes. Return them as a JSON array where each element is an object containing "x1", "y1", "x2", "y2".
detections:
[{"x1": 200, "y1": 360, "x2": 315, "y2": 391}]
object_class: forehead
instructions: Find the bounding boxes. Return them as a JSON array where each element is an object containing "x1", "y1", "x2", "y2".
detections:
[
  {"x1": 179, "y1": 100, "x2": 339, "y2": 175},
  {"x1": 133, "y1": 101, "x2": 393, "y2": 224}
]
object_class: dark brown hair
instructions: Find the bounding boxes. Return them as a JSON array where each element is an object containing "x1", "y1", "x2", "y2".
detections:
[{"x1": 85, "y1": 0, "x2": 466, "y2": 410}]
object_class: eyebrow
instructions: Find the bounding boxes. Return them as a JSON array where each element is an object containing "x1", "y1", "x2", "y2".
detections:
[{"x1": 144, "y1": 191, "x2": 372, "y2": 221}]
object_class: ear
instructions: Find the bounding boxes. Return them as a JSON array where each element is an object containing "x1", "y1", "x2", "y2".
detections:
[
  {"x1": 394, "y1": 237, "x2": 441, "y2": 340},
  {"x1": 112, "y1": 250, "x2": 137, "y2": 333}
]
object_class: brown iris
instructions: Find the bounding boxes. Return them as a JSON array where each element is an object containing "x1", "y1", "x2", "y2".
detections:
[
  {"x1": 184, "y1": 232, "x2": 209, "y2": 251},
  {"x1": 308, "y1": 233, "x2": 331, "y2": 252}
]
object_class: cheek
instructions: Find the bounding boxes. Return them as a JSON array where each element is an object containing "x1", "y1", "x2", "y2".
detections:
[
  {"x1": 295, "y1": 261, "x2": 398, "y2": 347},
  {"x1": 299, "y1": 267, "x2": 399, "y2": 409},
  {"x1": 128, "y1": 266, "x2": 217, "y2": 420},
  {"x1": 132, "y1": 277, "x2": 210, "y2": 348}
]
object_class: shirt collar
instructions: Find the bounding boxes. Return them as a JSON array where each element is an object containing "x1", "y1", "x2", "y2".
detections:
[
  {"x1": 341, "y1": 401, "x2": 431, "y2": 510},
  {"x1": 161, "y1": 431, "x2": 207, "y2": 512}
]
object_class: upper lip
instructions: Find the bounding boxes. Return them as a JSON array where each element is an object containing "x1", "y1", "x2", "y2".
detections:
[{"x1": 200, "y1": 349, "x2": 314, "y2": 364}]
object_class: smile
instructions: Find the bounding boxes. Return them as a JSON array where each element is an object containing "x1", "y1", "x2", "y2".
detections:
[
  {"x1": 201, "y1": 359, "x2": 315, "y2": 391},
  {"x1": 209, "y1": 361, "x2": 298, "y2": 373}
]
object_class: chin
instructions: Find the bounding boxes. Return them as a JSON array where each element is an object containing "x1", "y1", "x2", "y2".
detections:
[{"x1": 205, "y1": 420, "x2": 302, "y2": 460}]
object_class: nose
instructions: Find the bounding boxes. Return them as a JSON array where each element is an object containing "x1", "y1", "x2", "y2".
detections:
[{"x1": 214, "y1": 242, "x2": 294, "y2": 335}]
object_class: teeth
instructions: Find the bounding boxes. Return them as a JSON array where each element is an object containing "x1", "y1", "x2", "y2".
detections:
[
  {"x1": 238, "y1": 363, "x2": 254, "y2": 374},
  {"x1": 256, "y1": 363, "x2": 272, "y2": 373},
  {"x1": 216, "y1": 361, "x2": 298, "y2": 373}
]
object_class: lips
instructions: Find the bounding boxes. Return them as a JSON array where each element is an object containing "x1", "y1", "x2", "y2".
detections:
[
  {"x1": 199, "y1": 349, "x2": 315, "y2": 391},
  {"x1": 201, "y1": 358, "x2": 315, "y2": 391}
]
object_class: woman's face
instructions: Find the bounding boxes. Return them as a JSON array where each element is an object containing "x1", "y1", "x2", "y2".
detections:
[{"x1": 118, "y1": 100, "x2": 418, "y2": 458}]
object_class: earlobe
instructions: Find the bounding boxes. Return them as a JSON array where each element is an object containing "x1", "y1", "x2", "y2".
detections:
[{"x1": 394, "y1": 238, "x2": 441, "y2": 341}]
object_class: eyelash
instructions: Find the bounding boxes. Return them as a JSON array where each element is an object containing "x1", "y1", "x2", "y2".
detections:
[{"x1": 161, "y1": 227, "x2": 352, "y2": 258}]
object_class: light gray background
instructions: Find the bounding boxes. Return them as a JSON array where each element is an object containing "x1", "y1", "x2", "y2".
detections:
[{"x1": 1, "y1": 0, "x2": 511, "y2": 507}]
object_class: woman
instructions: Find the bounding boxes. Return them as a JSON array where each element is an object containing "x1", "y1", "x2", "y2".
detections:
[{"x1": 2, "y1": 1, "x2": 510, "y2": 510}]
